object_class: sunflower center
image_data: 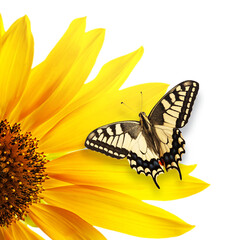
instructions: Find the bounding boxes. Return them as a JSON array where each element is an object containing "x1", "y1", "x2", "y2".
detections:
[{"x1": 0, "y1": 120, "x2": 48, "y2": 227}]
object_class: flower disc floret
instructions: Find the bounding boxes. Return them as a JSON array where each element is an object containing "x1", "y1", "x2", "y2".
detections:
[{"x1": 0, "y1": 120, "x2": 48, "y2": 227}]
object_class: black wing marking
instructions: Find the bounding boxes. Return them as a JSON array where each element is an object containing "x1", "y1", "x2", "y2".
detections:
[
  {"x1": 85, "y1": 121, "x2": 141, "y2": 159},
  {"x1": 127, "y1": 132, "x2": 164, "y2": 188},
  {"x1": 148, "y1": 81, "x2": 199, "y2": 128}
]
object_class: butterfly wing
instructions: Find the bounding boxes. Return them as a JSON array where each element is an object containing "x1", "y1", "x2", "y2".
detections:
[
  {"x1": 85, "y1": 121, "x2": 164, "y2": 188},
  {"x1": 148, "y1": 80, "x2": 199, "y2": 128},
  {"x1": 154, "y1": 125, "x2": 185, "y2": 178},
  {"x1": 85, "y1": 121, "x2": 141, "y2": 159},
  {"x1": 148, "y1": 81, "x2": 199, "y2": 175},
  {"x1": 127, "y1": 132, "x2": 164, "y2": 188}
]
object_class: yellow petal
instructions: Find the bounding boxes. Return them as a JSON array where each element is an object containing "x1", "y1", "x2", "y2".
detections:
[
  {"x1": 8, "y1": 221, "x2": 44, "y2": 240},
  {"x1": 39, "y1": 82, "x2": 168, "y2": 153},
  {"x1": 46, "y1": 150, "x2": 209, "y2": 200},
  {"x1": 0, "y1": 227, "x2": 12, "y2": 240},
  {"x1": 43, "y1": 176, "x2": 73, "y2": 189},
  {"x1": 24, "y1": 215, "x2": 37, "y2": 228},
  {"x1": 126, "y1": 166, "x2": 209, "y2": 200},
  {"x1": 21, "y1": 28, "x2": 105, "y2": 132},
  {"x1": 45, "y1": 152, "x2": 68, "y2": 160},
  {"x1": 31, "y1": 47, "x2": 144, "y2": 144},
  {"x1": 0, "y1": 16, "x2": 33, "y2": 120},
  {"x1": 29, "y1": 204, "x2": 106, "y2": 240},
  {"x1": 9, "y1": 17, "x2": 87, "y2": 123},
  {"x1": 0, "y1": 14, "x2": 5, "y2": 37},
  {"x1": 42, "y1": 185, "x2": 194, "y2": 238},
  {"x1": 74, "y1": 46, "x2": 144, "y2": 103}
]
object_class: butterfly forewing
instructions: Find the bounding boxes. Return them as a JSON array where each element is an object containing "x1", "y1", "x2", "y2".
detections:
[
  {"x1": 148, "y1": 81, "x2": 199, "y2": 128},
  {"x1": 85, "y1": 121, "x2": 141, "y2": 159}
]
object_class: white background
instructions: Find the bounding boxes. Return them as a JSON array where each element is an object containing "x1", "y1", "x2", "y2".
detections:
[{"x1": 1, "y1": 0, "x2": 247, "y2": 239}]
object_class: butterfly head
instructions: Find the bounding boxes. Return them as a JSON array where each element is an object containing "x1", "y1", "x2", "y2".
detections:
[
  {"x1": 139, "y1": 111, "x2": 147, "y2": 119},
  {"x1": 139, "y1": 112, "x2": 151, "y2": 130}
]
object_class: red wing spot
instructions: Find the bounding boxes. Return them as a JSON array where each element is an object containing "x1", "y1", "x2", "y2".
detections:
[{"x1": 159, "y1": 159, "x2": 165, "y2": 166}]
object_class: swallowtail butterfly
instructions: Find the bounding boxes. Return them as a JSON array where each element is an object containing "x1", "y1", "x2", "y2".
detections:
[{"x1": 85, "y1": 81, "x2": 199, "y2": 188}]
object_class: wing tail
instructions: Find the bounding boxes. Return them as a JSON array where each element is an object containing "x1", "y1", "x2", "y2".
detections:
[
  {"x1": 152, "y1": 176, "x2": 160, "y2": 189},
  {"x1": 128, "y1": 151, "x2": 164, "y2": 189}
]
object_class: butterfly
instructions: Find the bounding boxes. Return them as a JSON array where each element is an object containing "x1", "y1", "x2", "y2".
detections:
[{"x1": 85, "y1": 81, "x2": 199, "y2": 188}]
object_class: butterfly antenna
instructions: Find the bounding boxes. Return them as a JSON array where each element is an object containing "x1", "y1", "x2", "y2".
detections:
[
  {"x1": 140, "y1": 91, "x2": 143, "y2": 112},
  {"x1": 121, "y1": 102, "x2": 135, "y2": 112}
]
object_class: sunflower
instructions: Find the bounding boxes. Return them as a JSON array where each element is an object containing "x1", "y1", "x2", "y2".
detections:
[{"x1": 0, "y1": 15, "x2": 209, "y2": 240}]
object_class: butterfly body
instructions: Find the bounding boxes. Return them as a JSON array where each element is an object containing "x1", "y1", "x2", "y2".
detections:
[
  {"x1": 85, "y1": 81, "x2": 199, "y2": 188},
  {"x1": 139, "y1": 112, "x2": 159, "y2": 155}
]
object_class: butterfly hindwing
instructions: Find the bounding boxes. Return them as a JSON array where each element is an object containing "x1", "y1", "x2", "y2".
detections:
[
  {"x1": 127, "y1": 132, "x2": 164, "y2": 188},
  {"x1": 85, "y1": 121, "x2": 141, "y2": 159},
  {"x1": 158, "y1": 127, "x2": 185, "y2": 178},
  {"x1": 152, "y1": 125, "x2": 185, "y2": 178},
  {"x1": 148, "y1": 81, "x2": 199, "y2": 128}
]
